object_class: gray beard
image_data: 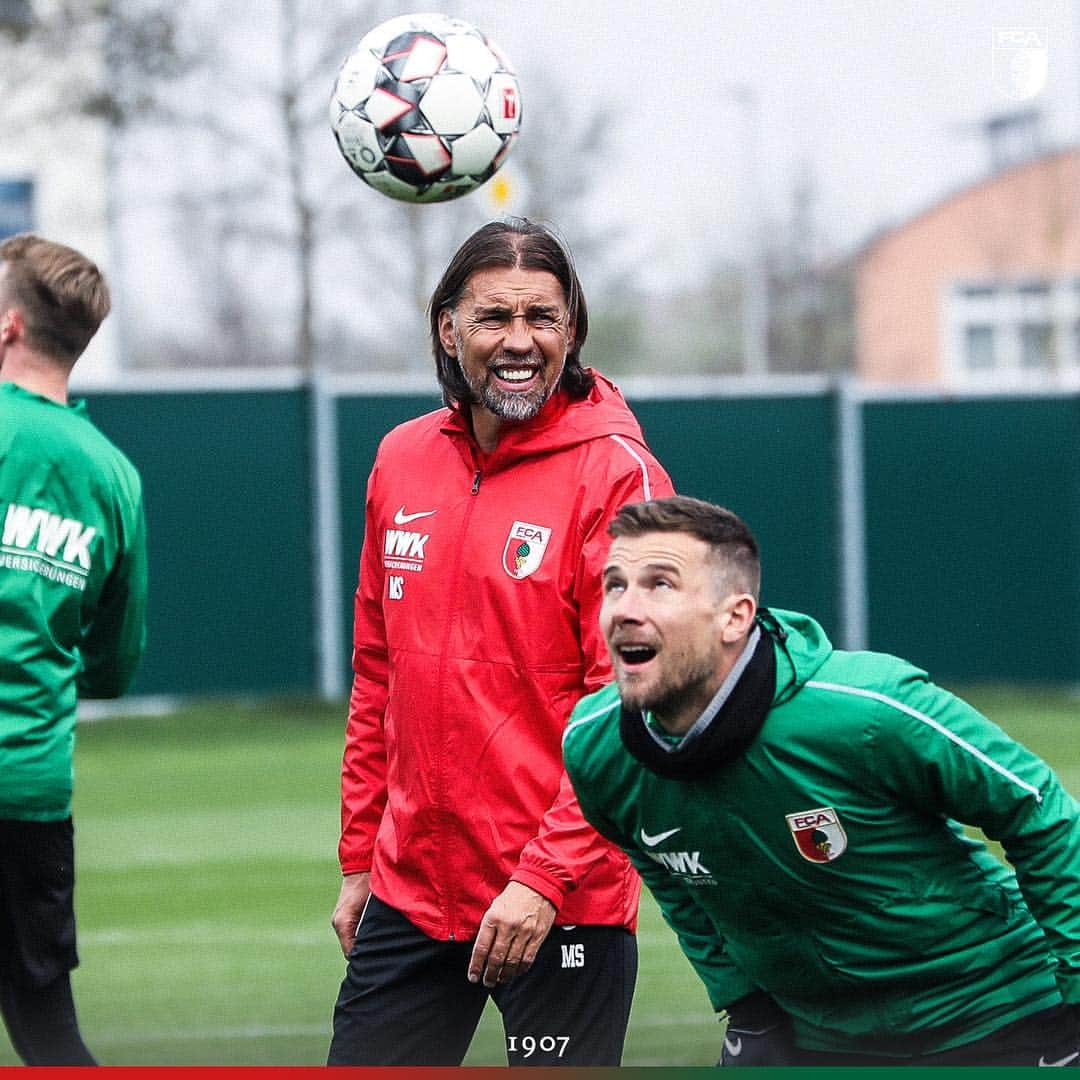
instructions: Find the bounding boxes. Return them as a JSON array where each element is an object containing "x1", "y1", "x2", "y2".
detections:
[
  {"x1": 473, "y1": 375, "x2": 552, "y2": 422},
  {"x1": 455, "y1": 325, "x2": 564, "y2": 423}
]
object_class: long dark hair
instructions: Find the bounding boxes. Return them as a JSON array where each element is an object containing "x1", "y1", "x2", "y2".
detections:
[{"x1": 427, "y1": 218, "x2": 593, "y2": 408}]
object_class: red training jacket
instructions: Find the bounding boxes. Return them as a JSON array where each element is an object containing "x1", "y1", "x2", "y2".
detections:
[{"x1": 340, "y1": 372, "x2": 674, "y2": 940}]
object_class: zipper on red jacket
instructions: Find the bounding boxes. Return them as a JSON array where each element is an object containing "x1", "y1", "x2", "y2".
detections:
[{"x1": 435, "y1": 460, "x2": 484, "y2": 940}]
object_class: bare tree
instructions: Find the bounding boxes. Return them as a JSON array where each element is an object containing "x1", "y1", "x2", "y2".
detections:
[
  {"x1": 122, "y1": 0, "x2": 435, "y2": 372},
  {"x1": 0, "y1": 0, "x2": 188, "y2": 130},
  {"x1": 510, "y1": 68, "x2": 624, "y2": 275},
  {"x1": 96, "y1": 2, "x2": 635, "y2": 375},
  {"x1": 765, "y1": 161, "x2": 853, "y2": 375},
  {"x1": 0, "y1": 1, "x2": 194, "y2": 371}
]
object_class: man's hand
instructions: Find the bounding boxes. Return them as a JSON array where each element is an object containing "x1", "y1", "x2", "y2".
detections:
[
  {"x1": 331, "y1": 872, "x2": 371, "y2": 957},
  {"x1": 468, "y1": 881, "x2": 556, "y2": 988}
]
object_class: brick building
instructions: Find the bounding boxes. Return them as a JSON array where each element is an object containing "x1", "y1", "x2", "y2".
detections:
[{"x1": 855, "y1": 146, "x2": 1080, "y2": 386}]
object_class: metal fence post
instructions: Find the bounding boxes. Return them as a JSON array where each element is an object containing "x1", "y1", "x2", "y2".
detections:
[
  {"x1": 310, "y1": 370, "x2": 345, "y2": 699},
  {"x1": 836, "y1": 377, "x2": 868, "y2": 651}
]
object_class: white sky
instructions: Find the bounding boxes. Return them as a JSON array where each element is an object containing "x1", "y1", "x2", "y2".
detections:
[
  {"x1": 85, "y1": 0, "x2": 1080, "y2": 375},
  {"x1": 450, "y1": 0, "x2": 1080, "y2": 287}
]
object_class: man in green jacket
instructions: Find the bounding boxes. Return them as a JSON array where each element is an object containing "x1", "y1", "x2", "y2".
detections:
[
  {"x1": 563, "y1": 494, "x2": 1080, "y2": 1066},
  {"x1": 0, "y1": 235, "x2": 147, "y2": 1064}
]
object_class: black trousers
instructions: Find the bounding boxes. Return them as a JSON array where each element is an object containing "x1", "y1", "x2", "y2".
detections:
[
  {"x1": 328, "y1": 894, "x2": 637, "y2": 1066},
  {"x1": 725, "y1": 1003, "x2": 1080, "y2": 1067},
  {"x1": 794, "y1": 1005, "x2": 1080, "y2": 1067},
  {"x1": 0, "y1": 817, "x2": 95, "y2": 1065}
]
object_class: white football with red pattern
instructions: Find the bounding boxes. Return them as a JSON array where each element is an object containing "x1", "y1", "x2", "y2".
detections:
[{"x1": 329, "y1": 12, "x2": 522, "y2": 203}]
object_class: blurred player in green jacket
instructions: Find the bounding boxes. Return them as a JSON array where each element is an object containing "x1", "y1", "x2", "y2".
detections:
[
  {"x1": 563, "y1": 494, "x2": 1080, "y2": 1067},
  {"x1": 0, "y1": 235, "x2": 147, "y2": 1065}
]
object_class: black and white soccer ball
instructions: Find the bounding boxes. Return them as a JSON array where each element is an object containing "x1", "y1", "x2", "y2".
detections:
[{"x1": 329, "y1": 12, "x2": 522, "y2": 203}]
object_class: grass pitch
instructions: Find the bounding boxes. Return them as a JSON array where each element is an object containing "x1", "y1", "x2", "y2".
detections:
[{"x1": 0, "y1": 685, "x2": 1075, "y2": 1065}]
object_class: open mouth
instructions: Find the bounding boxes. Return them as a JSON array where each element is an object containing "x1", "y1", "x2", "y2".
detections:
[
  {"x1": 491, "y1": 364, "x2": 540, "y2": 388},
  {"x1": 617, "y1": 644, "x2": 658, "y2": 669}
]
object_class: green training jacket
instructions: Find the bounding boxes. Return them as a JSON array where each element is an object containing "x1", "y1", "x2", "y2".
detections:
[
  {"x1": 563, "y1": 608, "x2": 1080, "y2": 1056},
  {"x1": 0, "y1": 383, "x2": 147, "y2": 821}
]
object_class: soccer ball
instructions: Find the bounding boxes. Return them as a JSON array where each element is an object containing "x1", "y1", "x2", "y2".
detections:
[{"x1": 329, "y1": 12, "x2": 522, "y2": 204}]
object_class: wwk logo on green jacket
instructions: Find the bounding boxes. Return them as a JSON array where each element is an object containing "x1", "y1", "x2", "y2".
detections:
[{"x1": 1, "y1": 502, "x2": 96, "y2": 591}]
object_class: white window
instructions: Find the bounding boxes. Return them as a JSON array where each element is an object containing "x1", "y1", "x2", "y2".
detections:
[
  {"x1": 1019, "y1": 321, "x2": 1053, "y2": 369},
  {"x1": 964, "y1": 324, "x2": 996, "y2": 369},
  {"x1": 945, "y1": 277, "x2": 1080, "y2": 385}
]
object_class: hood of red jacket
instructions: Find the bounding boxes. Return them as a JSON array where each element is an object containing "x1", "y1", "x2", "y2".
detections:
[{"x1": 439, "y1": 369, "x2": 649, "y2": 469}]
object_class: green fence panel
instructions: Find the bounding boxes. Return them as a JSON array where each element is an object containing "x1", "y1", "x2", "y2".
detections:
[
  {"x1": 77, "y1": 386, "x2": 1080, "y2": 697},
  {"x1": 863, "y1": 397, "x2": 1080, "y2": 683},
  {"x1": 84, "y1": 389, "x2": 314, "y2": 695},
  {"x1": 630, "y1": 394, "x2": 840, "y2": 639}
]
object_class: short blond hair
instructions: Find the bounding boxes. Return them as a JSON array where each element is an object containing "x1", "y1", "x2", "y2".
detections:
[
  {"x1": 609, "y1": 495, "x2": 762, "y2": 601},
  {"x1": 0, "y1": 233, "x2": 110, "y2": 363}
]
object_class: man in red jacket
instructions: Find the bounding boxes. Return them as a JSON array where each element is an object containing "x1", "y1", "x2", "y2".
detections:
[{"x1": 328, "y1": 219, "x2": 674, "y2": 1066}]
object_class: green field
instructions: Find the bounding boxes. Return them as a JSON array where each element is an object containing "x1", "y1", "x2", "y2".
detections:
[{"x1": 0, "y1": 685, "x2": 1076, "y2": 1066}]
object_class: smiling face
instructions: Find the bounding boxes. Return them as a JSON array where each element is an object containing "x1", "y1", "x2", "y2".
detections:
[
  {"x1": 601, "y1": 530, "x2": 756, "y2": 734},
  {"x1": 438, "y1": 266, "x2": 572, "y2": 449}
]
